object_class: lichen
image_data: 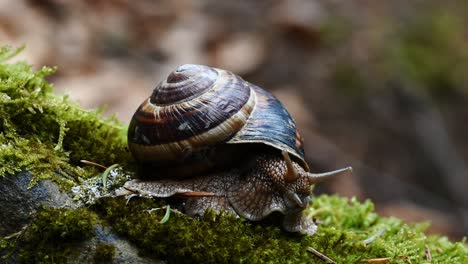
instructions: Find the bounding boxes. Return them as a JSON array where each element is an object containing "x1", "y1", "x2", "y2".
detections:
[
  {"x1": 0, "y1": 46, "x2": 131, "y2": 189},
  {"x1": 72, "y1": 166, "x2": 131, "y2": 205}
]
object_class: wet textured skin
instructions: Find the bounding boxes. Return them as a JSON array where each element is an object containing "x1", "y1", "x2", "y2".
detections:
[{"x1": 123, "y1": 153, "x2": 319, "y2": 235}]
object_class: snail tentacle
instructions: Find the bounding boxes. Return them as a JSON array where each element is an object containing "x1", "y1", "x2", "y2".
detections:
[
  {"x1": 306, "y1": 167, "x2": 353, "y2": 185},
  {"x1": 282, "y1": 150, "x2": 299, "y2": 183}
]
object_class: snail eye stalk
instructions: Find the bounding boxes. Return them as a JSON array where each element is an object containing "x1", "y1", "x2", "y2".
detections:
[
  {"x1": 282, "y1": 151, "x2": 299, "y2": 183},
  {"x1": 307, "y1": 167, "x2": 353, "y2": 185}
]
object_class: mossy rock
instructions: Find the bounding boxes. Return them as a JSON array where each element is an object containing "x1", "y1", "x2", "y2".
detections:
[
  {"x1": 0, "y1": 46, "x2": 467, "y2": 263},
  {"x1": 0, "y1": 171, "x2": 76, "y2": 237}
]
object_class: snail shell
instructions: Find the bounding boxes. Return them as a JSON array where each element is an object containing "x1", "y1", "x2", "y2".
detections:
[
  {"x1": 124, "y1": 64, "x2": 352, "y2": 235},
  {"x1": 128, "y1": 64, "x2": 306, "y2": 171}
]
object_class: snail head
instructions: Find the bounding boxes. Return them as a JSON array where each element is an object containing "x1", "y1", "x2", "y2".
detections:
[
  {"x1": 281, "y1": 151, "x2": 353, "y2": 210},
  {"x1": 226, "y1": 151, "x2": 352, "y2": 229}
]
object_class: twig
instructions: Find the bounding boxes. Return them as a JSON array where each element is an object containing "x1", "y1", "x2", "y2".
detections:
[
  {"x1": 363, "y1": 228, "x2": 386, "y2": 245},
  {"x1": 362, "y1": 257, "x2": 391, "y2": 263},
  {"x1": 125, "y1": 193, "x2": 138, "y2": 205},
  {"x1": 145, "y1": 208, "x2": 162, "y2": 214},
  {"x1": 307, "y1": 247, "x2": 336, "y2": 264},
  {"x1": 177, "y1": 191, "x2": 216, "y2": 197},
  {"x1": 400, "y1": 256, "x2": 412, "y2": 264},
  {"x1": 425, "y1": 245, "x2": 432, "y2": 262},
  {"x1": 80, "y1": 159, "x2": 107, "y2": 170},
  {"x1": 2, "y1": 227, "x2": 26, "y2": 240},
  {"x1": 144, "y1": 206, "x2": 172, "y2": 224}
]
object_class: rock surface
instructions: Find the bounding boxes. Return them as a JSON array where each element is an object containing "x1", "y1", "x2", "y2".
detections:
[
  {"x1": 0, "y1": 172, "x2": 157, "y2": 263},
  {"x1": 0, "y1": 172, "x2": 76, "y2": 236},
  {"x1": 72, "y1": 225, "x2": 157, "y2": 264}
]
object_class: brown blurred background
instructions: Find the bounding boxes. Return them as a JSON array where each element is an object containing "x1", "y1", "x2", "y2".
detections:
[{"x1": 2, "y1": 0, "x2": 468, "y2": 239}]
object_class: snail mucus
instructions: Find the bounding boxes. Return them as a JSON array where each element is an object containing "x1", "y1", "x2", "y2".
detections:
[{"x1": 120, "y1": 64, "x2": 352, "y2": 235}]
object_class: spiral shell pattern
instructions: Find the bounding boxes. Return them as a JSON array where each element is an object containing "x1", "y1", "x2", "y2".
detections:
[
  {"x1": 128, "y1": 64, "x2": 256, "y2": 161},
  {"x1": 128, "y1": 64, "x2": 306, "y2": 169}
]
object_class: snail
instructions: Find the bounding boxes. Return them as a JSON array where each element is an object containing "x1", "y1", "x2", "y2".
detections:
[{"x1": 121, "y1": 64, "x2": 352, "y2": 235}]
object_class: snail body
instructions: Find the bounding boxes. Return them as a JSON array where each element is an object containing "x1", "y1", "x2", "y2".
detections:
[{"x1": 123, "y1": 64, "x2": 351, "y2": 235}]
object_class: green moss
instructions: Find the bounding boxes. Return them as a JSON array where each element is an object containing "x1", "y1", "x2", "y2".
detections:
[
  {"x1": 1, "y1": 207, "x2": 99, "y2": 263},
  {"x1": 93, "y1": 243, "x2": 116, "y2": 264},
  {"x1": 388, "y1": 8, "x2": 468, "y2": 100},
  {"x1": 328, "y1": 6, "x2": 468, "y2": 103},
  {"x1": 93, "y1": 196, "x2": 467, "y2": 263},
  {"x1": 1, "y1": 45, "x2": 466, "y2": 263},
  {"x1": 0, "y1": 46, "x2": 131, "y2": 189}
]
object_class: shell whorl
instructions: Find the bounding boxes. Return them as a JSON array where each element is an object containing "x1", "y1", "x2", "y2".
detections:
[
  {"x1": 128, "y1": 64, "x2": 255, "y2": 162},
  {"x1": 150, "y1": 64, "x2": 218, "y2": 105}
]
